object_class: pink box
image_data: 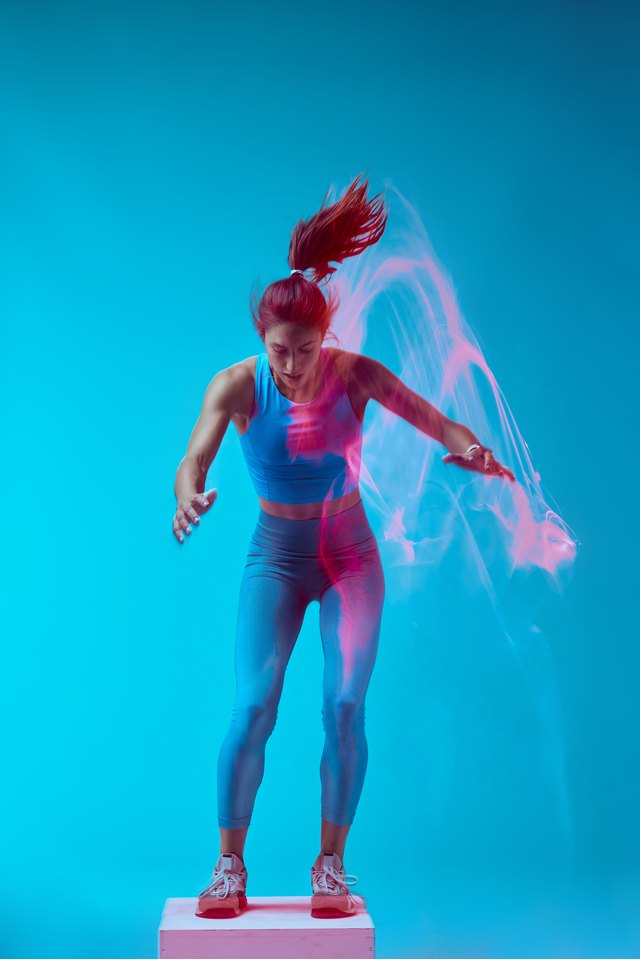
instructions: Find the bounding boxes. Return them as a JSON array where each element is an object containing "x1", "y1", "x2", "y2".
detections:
[{"x1": 158, "y1": 895, "x2": 375, "y2": 959}]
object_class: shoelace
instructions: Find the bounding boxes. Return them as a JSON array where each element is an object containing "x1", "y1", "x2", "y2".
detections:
[
  {"x1": 312, "y1": 863, "x2": 360, "y2": 909},
  {"x1": 198, "y1": 865, "x2": 245, "y2": 900}
]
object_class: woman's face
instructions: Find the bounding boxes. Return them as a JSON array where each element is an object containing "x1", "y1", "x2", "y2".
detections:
[{"x1": 263, "y1": 323, "x2": 323, "y2": 392}]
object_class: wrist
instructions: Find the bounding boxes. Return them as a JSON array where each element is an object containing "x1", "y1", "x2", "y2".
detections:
[
  {"x1": 175, "y1": 458, "x2": 205, "y2": 503},
  {"x1": 442, "y1": 419, "x2": 482, "y2": 457},
  {"x1": 175, "y1": 489, "x2": 198, "y2": 504},
  {"x1": 463, "y1": 443, "x2": 481, "y2": 457}
]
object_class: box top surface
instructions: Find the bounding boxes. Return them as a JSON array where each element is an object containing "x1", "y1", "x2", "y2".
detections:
[{"x1": 159, "y1": 896, "x2": 374, "y2": 931}]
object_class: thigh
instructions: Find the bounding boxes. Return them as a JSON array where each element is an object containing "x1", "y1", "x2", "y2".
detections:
[
  {"x1": 318, "y1": 538, "x2": 385, "y2": 700},
  {"x1": 234, "y1": 558, "x2": 309, "y2": 709}
]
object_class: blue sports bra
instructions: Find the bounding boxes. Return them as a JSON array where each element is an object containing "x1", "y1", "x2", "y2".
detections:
[{"x1": 238, "y1": 347, "x2": 363, "y2": 504}]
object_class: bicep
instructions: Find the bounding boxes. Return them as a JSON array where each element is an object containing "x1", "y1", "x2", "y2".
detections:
[
  {"x1": 183, "y1": 370, "x2": 235, "y2": 474},
  {"x1": 362, "y1": 355, "x2": 447, "y2": 442}
]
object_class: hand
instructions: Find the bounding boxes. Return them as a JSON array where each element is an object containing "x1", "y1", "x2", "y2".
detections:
[
  {"x1": 442, "y1": 445, "x2": 515, "y2": 481},
  {"x1": 172, "y1": 488, "x2": 218, "y2": 543}
]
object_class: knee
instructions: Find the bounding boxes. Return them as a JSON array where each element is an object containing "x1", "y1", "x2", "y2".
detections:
[
  {"x1": 321, "y1": 696, "x2": 363, "y2": 739},
  {"x1": 231, "y1": 701, "x2": 278, "y2": 748}
]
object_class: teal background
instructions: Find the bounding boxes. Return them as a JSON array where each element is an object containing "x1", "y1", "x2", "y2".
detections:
[{"x1": 1, "y1": 1, "x2": 638, "y2": 957}]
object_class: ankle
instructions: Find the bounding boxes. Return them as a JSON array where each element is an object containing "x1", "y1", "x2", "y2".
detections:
[{"x1": 221, "y1": 850, "x2": 245, "y2": 862}]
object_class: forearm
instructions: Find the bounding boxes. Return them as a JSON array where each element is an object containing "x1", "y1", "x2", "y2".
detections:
[
  {"x1": 441, "y1": 418, "x2": 481, "y2": 456},
  {"x1": 174, "y1": 456, "x2": 206, "y2": 502}
]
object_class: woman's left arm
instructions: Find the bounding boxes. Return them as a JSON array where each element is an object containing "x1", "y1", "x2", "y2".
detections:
[{"x1": 359, "y1": 354, "x2": 515, "y2": 481}]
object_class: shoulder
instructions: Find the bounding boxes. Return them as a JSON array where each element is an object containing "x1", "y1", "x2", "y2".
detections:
[
  {"x1": 325, "y1": 346, "x2": 380, "y2": 371},
  {"x1": 325, "y1": 346, "x2": 386, "y2": 401},
  {"x1": 203, "y1": 356, "x2": 258, "y2": 415},
  {"x1": 325, "y1": 346, "x2": 366, "y2": 379}
]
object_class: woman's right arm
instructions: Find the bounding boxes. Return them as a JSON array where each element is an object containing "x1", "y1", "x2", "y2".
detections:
[{"x1": 172, "y1": 366, "x2": 244, "y2": 543}]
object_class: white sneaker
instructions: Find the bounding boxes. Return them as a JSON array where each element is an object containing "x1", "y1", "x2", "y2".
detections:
[
  {"x1": 310, "y1": 851, "x2": 361, "y2": 917},
  {"x1": 195, "y1": 852, "x2": 248, "y2": 918}
]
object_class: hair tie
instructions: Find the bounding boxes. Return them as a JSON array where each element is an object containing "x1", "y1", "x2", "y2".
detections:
[{"x1": 290, "y1": 268, "x2": 305, "y2": 276}]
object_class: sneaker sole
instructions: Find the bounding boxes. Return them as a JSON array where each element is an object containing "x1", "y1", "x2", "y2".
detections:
[
  {"x1": 310, "y1": 892, "x2": 359, "y2": 918},
  {"x1": 195, "y1": 893, "x2": 248, "y2": 918}
]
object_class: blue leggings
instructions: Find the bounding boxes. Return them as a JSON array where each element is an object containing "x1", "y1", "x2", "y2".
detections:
[{"x1": 217, "y1": 499, "x2": 385, "y2": 829}]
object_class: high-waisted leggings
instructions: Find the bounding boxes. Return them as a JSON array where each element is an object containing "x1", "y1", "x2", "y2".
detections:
[{"x1": 217, "y1": 499, "x2": 385, "y2": 829}]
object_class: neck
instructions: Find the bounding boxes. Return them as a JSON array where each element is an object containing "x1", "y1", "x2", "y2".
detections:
[{"x1": 274, "y1": 349, "x2": 324, "y2": 402}]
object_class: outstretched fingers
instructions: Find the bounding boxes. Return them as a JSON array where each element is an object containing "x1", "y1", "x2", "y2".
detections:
[{"x1": 172, "y1": 489, "x2": 218, "y2": 543}]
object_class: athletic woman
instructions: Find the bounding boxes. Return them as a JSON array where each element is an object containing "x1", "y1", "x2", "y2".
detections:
[{"x1": 172, "y1": 175, "x2": 515, "y2": 919}]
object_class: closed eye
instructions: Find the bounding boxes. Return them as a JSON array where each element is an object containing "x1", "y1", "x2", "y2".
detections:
[{"x1": 274, "y1": 348, "x2": 312, "y2": 355}]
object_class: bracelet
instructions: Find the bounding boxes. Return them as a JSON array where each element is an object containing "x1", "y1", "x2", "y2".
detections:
[{"x1": 464, "y1": 443, "x2": 481, "y2": 456}]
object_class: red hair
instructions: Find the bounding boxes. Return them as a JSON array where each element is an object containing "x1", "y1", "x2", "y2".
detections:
[{"x1": 249, "y1": 173, "x2": 387, "y2": 342}]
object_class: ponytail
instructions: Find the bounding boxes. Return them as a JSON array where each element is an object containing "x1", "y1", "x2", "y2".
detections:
[
  {"x1": 250, "y1": 173, "x2": 388, "y2": 340},
  {"x1": 288, "y1": 172, "x2": 387, "y2": 284}
]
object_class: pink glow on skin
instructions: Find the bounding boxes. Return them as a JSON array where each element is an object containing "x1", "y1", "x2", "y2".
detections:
[{"x1": 282, "y1": 360, "x2": 363, "y2": 485}]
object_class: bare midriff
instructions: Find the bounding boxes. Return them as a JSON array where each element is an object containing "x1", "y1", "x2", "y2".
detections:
[{"x1": 258, "y1": 485, "x2": 362, "y2": 520}]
